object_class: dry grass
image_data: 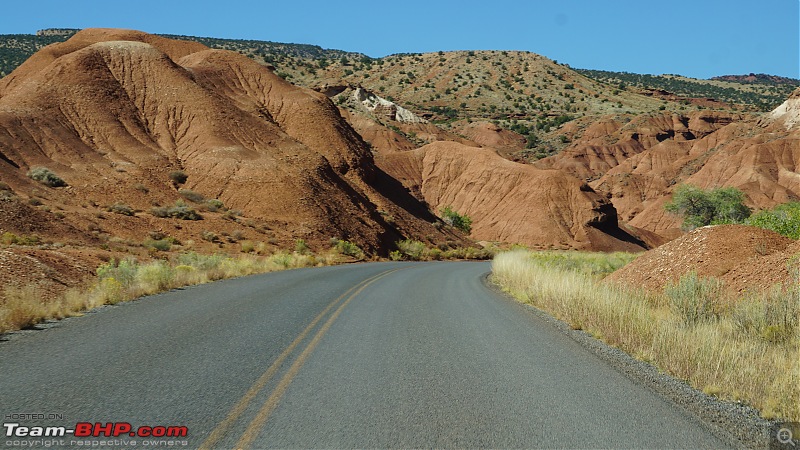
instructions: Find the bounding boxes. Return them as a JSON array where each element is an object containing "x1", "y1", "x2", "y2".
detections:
[
  {"x1": 492, "y1": 249, "x2": 800, "y2": 422},
  {"x1": 0, "y1": 251, "x2": 340, "y2": 334},
  {"x1": 395, "y1": 239, "x2": 494, "y2": 261}
]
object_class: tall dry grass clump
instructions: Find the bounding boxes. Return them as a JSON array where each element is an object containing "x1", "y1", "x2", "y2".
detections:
[
  {"x1": 492, "y1": 249, "x2": 800, "y2": 422},
  {"x1": 0, "y1": 251, "x2": 332, "y2": 334}
]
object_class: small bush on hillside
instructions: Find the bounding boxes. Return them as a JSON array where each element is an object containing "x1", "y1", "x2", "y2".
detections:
[
  {"x1": 443, "y1": 246, "x2": 495, "y2": 260},
  {"x1": 397, "y1": 239, "x2": 426, "y2": 260},
  {"x1": 108, "y1": 202, "x2": 135, "y2": 216},
  {"x1": 664, "y1": 184, "x2": 750, "y2": 230},
  {"x1": 1, "y1": 232, "x2": 40, "y2": 246},
  {"x1": 27, "y1": 167, "x2": 66, "y2": 187},
  {"x1": 175, "y1": 252, "x2": 226, "y2": 271},
  {"x1": 169, "y1": 170, "x2": 188, "y2": 186},
  {"x1": 240, "y1": 241, "x2": 255, "y2": 253},
  {"x1": 96, "y1": 259, "x2": 139, "y2": 289},
  {"x1": 331, "y1": 238, "x2": 364, "y2": 259},
  {"x1": 440, "y1": 206, "x2": 472, "y2": 234},
  {"x1": 745, "y1": 202, "x2": 800, "y2": 239},
  {"x1": 295, "y1": 239, "x2": 311, "y2": 255},
  {"x1": 178, "y1": 189, "x2": 205, "y2": 203},
  {"x1": 143, "y1": 239, "x2": 172, "y2": 252},
  {"x1": 201, "y1": 231, "x2": 220, "y2": 243},
  {"x1": 172, "y1": 203, "x2": 202, "y2": 220},
  {"x1": 205, "y1": 199, "x2": 226, "y2": 212},
  {"x1": 151, "y1": 200, "x2": 203, "y2": 221}
]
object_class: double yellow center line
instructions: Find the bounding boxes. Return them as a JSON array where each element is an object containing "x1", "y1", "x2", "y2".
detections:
[{"x1": 199, "y1": 268, "x2": 401, "y2": 450}]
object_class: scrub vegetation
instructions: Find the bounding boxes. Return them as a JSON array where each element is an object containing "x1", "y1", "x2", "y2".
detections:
[
  {"x1": 492, "y1": 249, "x2": 799, "y2": 422},
  {"x1": 0, "y1": 251, "x2": 335, "y2": 334}
]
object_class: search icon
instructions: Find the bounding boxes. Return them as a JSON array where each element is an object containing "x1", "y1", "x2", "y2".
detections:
[{"x1": 778, "y1": 428, "x2": 796, "y2": 447}]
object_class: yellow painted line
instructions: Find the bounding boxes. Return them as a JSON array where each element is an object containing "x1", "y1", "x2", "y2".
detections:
[
  {"x1": 198, "y1": 268, "x2": 398, "y2": 450},
  {"x1": 234, "y1": 268, "x2": 400, "y2": 449}
]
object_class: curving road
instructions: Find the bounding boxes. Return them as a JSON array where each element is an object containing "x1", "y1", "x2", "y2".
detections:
[{"x1": 0, "y1": 262, "x2": 730, "y2": 448}]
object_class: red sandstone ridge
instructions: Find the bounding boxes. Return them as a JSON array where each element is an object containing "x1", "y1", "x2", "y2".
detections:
[
  {"x1": 377, "y1": 141, "x2": 646, "y2": 251},
  {"x1": 0, "y1": 29, "x2": 466, "y2": 256},
  {"x1": 528, "y1": 108, "x2": 800, "y2": 240}
]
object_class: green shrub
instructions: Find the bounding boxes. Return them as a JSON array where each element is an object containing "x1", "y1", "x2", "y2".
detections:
[
  {"x1": 108, "y1": 202, "x2": 135, "y2": 216},
  {"x1": 240, "y1": 241, "x2": 255, "y2": 253},
  {"x1": 664, "y1": 272, "x2": 726, "y2": 324},
  {"x1": 732, "y1": 286, "x2": 799, "y2": 344},
  {"x1": 462, "y1": 246, "x2": 496, "y2": 260},
  {"x1": 295, "y1": 239, "x2": 310, "y2": 255},
  {"x1": 201, "y1": 231, "x2": 219, "y2": 243},
  {"x1": 137, "y1": 261, "x2": 175, "y2": 292},
  {"x1": 96, "y1": 259, "x2": 139, "y2": 289},
  {"x1": 169, "y1": 170, "x2": 188, "y2": 186},
  {"x1": 665, "y1": 184, "x2": 750, "y2": 230},
  {"x1": 178, "y1": 189, "x2": 205, "y2": 203},
  {"x1": 331, "y1": 238, "x2": 364, "y2": 259},
  {"x1": 27, "y1": 167, "x2": 66, "y2": 187},
  {"x1": 440, "y1": 205, "x2": 472, "y2": 233},
  {"x1": 744, "y1": 202, "x2": 800, "y2": 239},
  {"x1": 389, "y1": 250, "x2": 404, "y2": 261},
  {"x1": 144, "y1": 239, "x2": 172, "y2": 251},
  {"x1": 151, "y1": 200, "x2": 202, "y2": 220},
  {"x1": 526, "y1": 251, "x2": 638, "y2": 277},
  {"x1": 445, "y1": 247, "x2": 493, "y2": 260},
  {"x1": 397, "y1": 239, "x2": 426, "y2": 260},
  {"x1": 175, "y1": 252, "x2": 225, "y2": 271},
  {"x1": 1, "y1": 232, "x2": 40, "y2": 246},
  {"x1": 205, "y1": 199, "x2": 225, "y2": 212}
]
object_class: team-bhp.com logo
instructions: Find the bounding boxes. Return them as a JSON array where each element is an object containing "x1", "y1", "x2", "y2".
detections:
[{"x1": 5, "y1": 422, "x2": 187, "y2": 438}]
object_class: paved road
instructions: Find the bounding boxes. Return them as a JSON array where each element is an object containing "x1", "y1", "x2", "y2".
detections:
[{"x1": 0, "y1": 262, "x2": 730, "y2": 448}]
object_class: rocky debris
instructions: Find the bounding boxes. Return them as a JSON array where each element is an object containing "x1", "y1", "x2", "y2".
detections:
[{"x1": 606, "y1": 225, "x2": 795, "y2": 293}]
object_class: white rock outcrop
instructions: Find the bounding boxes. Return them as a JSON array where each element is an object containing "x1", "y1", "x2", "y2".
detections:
[
  {"x1": 767, "y1": 88, "x2": 800, "y2": 130},
  {"x1": 353, "y1": 87, "x2": 426, "y2": 124}
]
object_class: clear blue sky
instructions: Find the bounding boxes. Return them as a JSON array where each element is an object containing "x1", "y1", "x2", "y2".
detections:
[{"x1": 2, "y1": 0, "x2": 797, "y2": 79}]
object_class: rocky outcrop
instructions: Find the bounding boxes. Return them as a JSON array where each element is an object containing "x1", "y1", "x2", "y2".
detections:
[
  {"x1": 0, "y1": 29, "x2": 464, "y2": 255},
  {"x1": 378, "y1": 141, "x2": 646, "y2": 251},
  {"x1": 766, "y1": 88, "x2": 800, "y2": 130},
  {"x1": 353, "y1": 87, "x2": 426, "y2": 124}
]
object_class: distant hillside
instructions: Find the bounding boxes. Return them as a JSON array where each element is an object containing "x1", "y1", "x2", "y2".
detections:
[
  {"x1": 712, "y1": 73, "x2": 800, "y2": 85},
  {"x1": 1, "y1": 29, "x2": 792, "y2": 113},
  {"x1": 577, "y1": 68, "x2": 798, "y2": 111},
  {"x1": 0, "y1": 29, "x2": 363, "y2": 77},
  {"x1": 0, "y1": 31, "x2": 78, "y2": 77},
  {"x1": 0, "y1": 29, "x2": 793, "y2": 165},
  {"x1": 157, "y1": 34, "x2": 365, "y2": 61}
]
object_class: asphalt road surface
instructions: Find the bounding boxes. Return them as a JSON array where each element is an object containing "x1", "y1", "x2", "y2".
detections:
[{"x1": 0, "y1": 261, "x2": 731, "y2": 448}]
